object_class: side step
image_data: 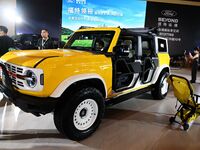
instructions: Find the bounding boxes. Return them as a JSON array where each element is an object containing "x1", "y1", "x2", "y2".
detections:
[{"x1": 105, "y1": 85, "x2": 153, "y2": 106}]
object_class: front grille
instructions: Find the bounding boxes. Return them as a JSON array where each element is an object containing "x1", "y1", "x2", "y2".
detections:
[
  {"x1": 0, "y1": 61, "x2": 43, "y2": 92},
  {"x1": 4, "y1": 62, "x2": 25, "y2": 87},
  {"x1": 11, "y1": 66, "x2": 16, "y2": 73},
  {"x1": 4, "y1": 63, "x2": 24, "y2": 74},
  {"x1": 17, "y1": 68, "x2": 23, "y2": 73},
  {"x1": 12, "y1": 77, "x2": 17, "y2": 85},
  {"x1": 17, "y1": 81, "x2": 24, "y2": 87}
]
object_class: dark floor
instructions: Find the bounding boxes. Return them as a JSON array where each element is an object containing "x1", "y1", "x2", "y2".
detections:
[{"x1": 0, "y1": 68, "x2": 199, "y2": 150}]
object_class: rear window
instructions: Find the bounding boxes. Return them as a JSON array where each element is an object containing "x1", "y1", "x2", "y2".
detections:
[{"x1": 158, "y1": 38, "x2": 167, "y2": 52}]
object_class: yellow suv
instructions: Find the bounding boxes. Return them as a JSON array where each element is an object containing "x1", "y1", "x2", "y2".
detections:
[{"x1": 0, "y1": 27, "x2": 170, "y2": 140}]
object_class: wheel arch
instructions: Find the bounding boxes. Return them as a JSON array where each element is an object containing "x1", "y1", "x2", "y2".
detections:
[
  {"x1": 50, "y1": 74, "x2": 107, "y2": 98},
  {"x1": 152, "y1": 65, "x2": 170, "y2": 84}
]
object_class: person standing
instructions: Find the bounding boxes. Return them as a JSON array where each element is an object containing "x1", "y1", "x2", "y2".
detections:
[
  {"x1": 189, "y1": 47, "x2": 200, "y2": 83},
  {"x1": 0, "y1": 26, "x2": 14, "y2": 56},
  {"x1": 37, "y1": 29, "x2": 54, "y2": 50}
]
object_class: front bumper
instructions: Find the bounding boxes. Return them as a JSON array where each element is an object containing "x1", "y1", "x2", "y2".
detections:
[{"x1": 0, "y1": 63, "x2": 58, "y2": 116}]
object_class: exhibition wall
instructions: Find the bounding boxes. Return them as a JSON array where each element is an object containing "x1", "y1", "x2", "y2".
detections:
[
  {"x1": 16, "y1": 0, "x2": 62, "y2": 38},
  {"x1": 145, "y1": 1, "x2": 200, "y2": 56}
]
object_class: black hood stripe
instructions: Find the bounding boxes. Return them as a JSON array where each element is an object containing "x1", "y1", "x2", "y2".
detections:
[{"x1": 34, "y1": 56, "x2": 59, "y2": 68}]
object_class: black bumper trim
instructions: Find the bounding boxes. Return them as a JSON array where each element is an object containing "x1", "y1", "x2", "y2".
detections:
[{"x1": 0, "y1": 82, "x2": 59, "y2": 116}]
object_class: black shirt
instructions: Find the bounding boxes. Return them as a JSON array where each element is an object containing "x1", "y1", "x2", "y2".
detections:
[
  {"x1": 0, "y1": 35, "x2": 14, "y2": 56},
  {"x1": 37, "y1": 38, "x2": 54, "y2": 50}
]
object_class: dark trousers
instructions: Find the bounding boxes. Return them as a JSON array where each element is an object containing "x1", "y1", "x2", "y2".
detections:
[{"x1": 191, "y1": 60, "x2": 198, "y2": 82}]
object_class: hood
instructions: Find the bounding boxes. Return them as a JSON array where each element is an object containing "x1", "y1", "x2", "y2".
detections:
[{"x1": 0, "y1": 49, "x2": 94, "y2": 68}]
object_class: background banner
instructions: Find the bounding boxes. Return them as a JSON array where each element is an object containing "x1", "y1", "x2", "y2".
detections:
[
  {"x1": 145, "y1": 2, "x2": 200, "y2": 56},
  {"x1": 61, "y1": 0, "x2": 147, "y2": 42}
]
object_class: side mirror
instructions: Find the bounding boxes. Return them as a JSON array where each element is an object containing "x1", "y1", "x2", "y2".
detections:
[{"x1": 113, "y1": 45, "x2": 129, "y2": 56}]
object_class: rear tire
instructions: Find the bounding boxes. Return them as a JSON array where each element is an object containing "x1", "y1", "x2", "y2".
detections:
[
  {"x1": 151, "y1": 72, "x2": 169, "y2": 100},
  {"x1": 169, "y1": 117, "x2": 175, "y2": 124},
  {"x1": 54, "y1": 87, "x2": 105, "y2": 141},
  {"x1": 183, "y1": 122, "x2": 189, "y2": 131}
]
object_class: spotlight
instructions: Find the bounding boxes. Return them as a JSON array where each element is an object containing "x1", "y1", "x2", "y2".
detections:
[
  {"x1": 3, "y1": 8, "x2": 16, "y2": 20},
  {"x1": 16, "y1": 16, "x2": 23, "y2": 24},
  {"x1": 3, "y1": 8, "x2": 23, "y2": 24}
]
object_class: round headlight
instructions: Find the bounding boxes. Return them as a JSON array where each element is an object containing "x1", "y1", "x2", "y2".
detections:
[{"x1": 25, "y1": 70, "x2": 37, "y2": 88}]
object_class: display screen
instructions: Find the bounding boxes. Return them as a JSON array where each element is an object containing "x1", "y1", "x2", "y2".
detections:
[{"x1": 61, "y1": 0, "x2": 147, "y2": 42}]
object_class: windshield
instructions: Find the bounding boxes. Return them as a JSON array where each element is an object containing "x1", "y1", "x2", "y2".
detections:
[{"x1": 64, "y1": 31, "x2": 115, "y2": 52}]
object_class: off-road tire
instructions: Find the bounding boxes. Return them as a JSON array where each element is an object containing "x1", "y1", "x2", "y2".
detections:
[
  {"x1": 54, "y1": 87, "x2": 105, "y2": 141},
  {"x1": 151, "y1": 72, "x2": 169, "y2": 100}
]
